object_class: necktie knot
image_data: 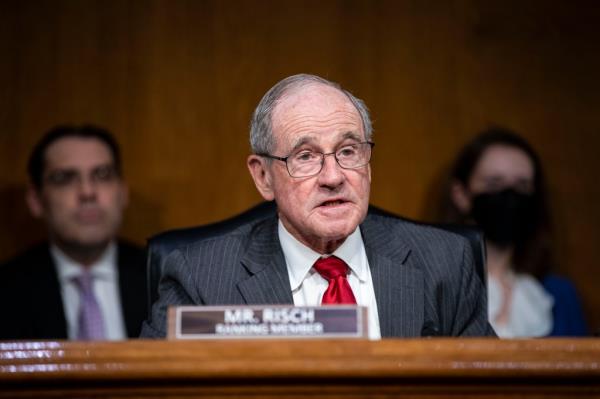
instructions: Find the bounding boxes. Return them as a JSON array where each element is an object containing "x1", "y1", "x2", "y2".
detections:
[
  {"x1": 313, "y1": 256, "x2": 349, "y2": 280},
  {"x1": 313, "y1": 256, "x2": 356, "y2": 305},
  {"x1": 73, "y1": 272, "x2": 94, "y2": 293}
]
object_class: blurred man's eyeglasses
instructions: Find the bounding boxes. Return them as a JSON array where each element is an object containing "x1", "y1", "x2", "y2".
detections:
[
  {"x1": 44, "y1": 165, "x2": 119, "y2": 188},
  {"x1": 259, "y1": 142, "x2": 374, "y2": 178}
]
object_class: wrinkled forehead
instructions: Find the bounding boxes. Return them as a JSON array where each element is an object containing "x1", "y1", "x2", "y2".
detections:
[
  {"x1": 44, "y1": 137, "x2": 115, "y2": 172},
  {"x1": 271, "y1": 83, "x2": 364, "y2": 140}
]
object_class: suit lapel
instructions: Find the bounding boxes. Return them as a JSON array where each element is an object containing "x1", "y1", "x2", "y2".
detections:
[
  {"x1": 32, "y1": 246, "x2": 69, "y2": 339},
  {"x1": 361, "y1": 215, "x2": 424, "y2": 337},
  {"x1": 234, "y1": 214, "x2": 425, "y2": 337},
  {"x1": 237, "y1": 217, "x2": 294, "y2": 305},
  {"x1": 117, "y1": 242, "x2": 147, "y2": 338}
]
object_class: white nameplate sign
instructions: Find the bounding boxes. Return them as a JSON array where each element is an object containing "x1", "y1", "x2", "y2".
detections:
[{"x1": 168, "y1": 305, "x2": 368, "y2": 340}]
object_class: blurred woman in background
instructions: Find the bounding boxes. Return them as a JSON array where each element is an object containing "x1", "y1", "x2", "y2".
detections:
[{"x1": 443, "y1": 128, "x2": 587, "y2": 337}]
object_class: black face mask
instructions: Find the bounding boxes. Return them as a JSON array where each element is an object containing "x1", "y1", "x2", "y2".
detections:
[{"x1": 471, "y1": 188, "x2": 536, "y2": 247}]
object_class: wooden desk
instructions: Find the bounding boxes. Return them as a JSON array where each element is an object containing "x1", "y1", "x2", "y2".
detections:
[{"x1": 1, "y1": 338, "x2": 599, "y2": 398}]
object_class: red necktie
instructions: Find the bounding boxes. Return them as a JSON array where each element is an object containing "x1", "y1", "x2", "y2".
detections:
[{"x1": 313, "y1": 256, "x2": 357, "y2": 304}]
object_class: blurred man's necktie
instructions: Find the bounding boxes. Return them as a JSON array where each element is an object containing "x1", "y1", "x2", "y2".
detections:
[{"x1": 73, "y1": 272, "x2": 105, "y2": 340}]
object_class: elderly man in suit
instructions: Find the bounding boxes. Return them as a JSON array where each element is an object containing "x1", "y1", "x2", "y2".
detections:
[
  {"x1": 0, "y1": 125, "x2": 147, "y2": 340},
  {"x1": 142, "y1": 74, "x2": 494, "y2": 338}
]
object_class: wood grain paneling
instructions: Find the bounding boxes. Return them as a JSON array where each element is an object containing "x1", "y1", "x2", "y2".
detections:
[{"x1": 1, "y1": 339, "x2": 599, "y2": 398}]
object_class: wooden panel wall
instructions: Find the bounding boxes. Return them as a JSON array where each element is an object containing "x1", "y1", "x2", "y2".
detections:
[{"x1": 1, "y1": 0, "x2": 598, "y2": 331}]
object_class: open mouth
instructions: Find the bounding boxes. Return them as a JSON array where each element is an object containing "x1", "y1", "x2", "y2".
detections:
[{"x1": 319, "y1": 199, "x2": 347, "y2": 207}]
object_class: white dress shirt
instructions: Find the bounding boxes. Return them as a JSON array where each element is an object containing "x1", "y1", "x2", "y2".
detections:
[
  {"x1": 278, "y1": 220, "x2": 381, "y2": 340},
  {"x1": 488, "y1": 271, "x2": 554, "y2": 338},
  {"x1": 51, "y1": 242, "x2": 127, "y2": 340}
]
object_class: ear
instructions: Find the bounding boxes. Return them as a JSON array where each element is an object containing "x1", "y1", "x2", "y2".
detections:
[
  {"x1": 25, "y1": 185, "x2": 45, "y2": 219},
  {"x1": 247, "y1": 155, "x2": 275, "y2": 201},
  {"x1": 450, "y1": 180, "x2": 472, "y2": 214}
]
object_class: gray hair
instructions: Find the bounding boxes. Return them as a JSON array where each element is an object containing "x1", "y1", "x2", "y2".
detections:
[{"x1": 249, "y1": 74, "x2": 373, "y2": 154}]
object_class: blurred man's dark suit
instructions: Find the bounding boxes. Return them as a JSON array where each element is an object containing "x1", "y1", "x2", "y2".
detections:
[{"x1": 0, "y1": 241, "x2": 146, "y2": 340}]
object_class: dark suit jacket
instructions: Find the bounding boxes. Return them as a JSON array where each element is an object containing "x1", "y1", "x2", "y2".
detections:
[
  {"x1": 141, "y1": 214, "x2": 495, "y2": 338},
  {"x1": 0, "y1": 241, "x2": 147, "y2": 340}
]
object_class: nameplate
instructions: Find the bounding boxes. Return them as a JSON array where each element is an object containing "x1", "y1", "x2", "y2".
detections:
[{"x1": 167, "y1": 305, "x2": 368, "y2": 339}]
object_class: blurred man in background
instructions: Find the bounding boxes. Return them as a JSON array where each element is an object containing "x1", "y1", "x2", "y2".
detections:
[{"x1": 0, "y1": 125, "x2": 147, "y2": 340}]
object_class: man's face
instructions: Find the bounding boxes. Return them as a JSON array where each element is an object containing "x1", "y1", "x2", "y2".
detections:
[
  {"x1": 27, "y1": 137, "x2": 128, "y2": 250},
  {"x1": 251, "y1": 83, "x2": 371, "y2": 253}
]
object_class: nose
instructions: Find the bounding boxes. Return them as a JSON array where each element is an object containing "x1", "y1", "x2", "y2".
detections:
[
  {"x1": 77, "y1": 177, "x2": 98, "y2": 201},
  {"x1": 317, "y1": 153, "x2": 345, "y2": 188}
]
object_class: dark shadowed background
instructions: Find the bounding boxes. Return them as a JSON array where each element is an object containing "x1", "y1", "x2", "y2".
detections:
[{"x1": 1, "y1": 0, "x2": 598, "y2": 331}]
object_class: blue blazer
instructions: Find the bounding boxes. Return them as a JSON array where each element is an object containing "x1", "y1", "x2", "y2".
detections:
[{"x1": 542, "y1": 274, "x2": 588, "y2": 336}]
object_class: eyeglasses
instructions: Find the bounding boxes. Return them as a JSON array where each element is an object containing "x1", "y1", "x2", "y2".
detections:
[
  {"x1": 259, "y1": 142, "x2": 374, "y2": 178},
  {"x1": 44, "y1": 165, "x2": 120, "y2": 188}
]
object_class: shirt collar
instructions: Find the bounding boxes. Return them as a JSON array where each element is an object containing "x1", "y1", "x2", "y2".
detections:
[
  {"x1": 278, "y1": 220, "x2": 368, "y2": 291},
  {"x1": 51, "y1": 241, "x2": 118, "y2": 283}
]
